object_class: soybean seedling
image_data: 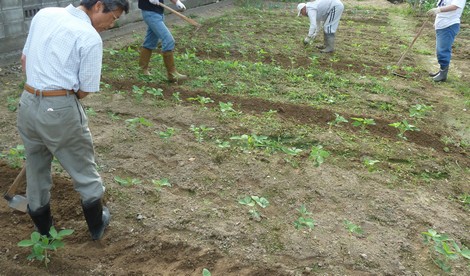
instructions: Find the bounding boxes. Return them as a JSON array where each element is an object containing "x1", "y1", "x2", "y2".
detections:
[
  {"x1": 219, "y1": 101, "x2": 241, "y2": 117},
  {"x1": 152, "y1": 178, "x2": 172, "y2": 191},
  {"x1": 309, "y1": 145, "x2": 330, "y2": 167},
  {"x1": 363, "y1": 158, "x2": 380, "y2": 172},
  {"x1": 190, "y1": 125, "x2": 214, "y2": 143},
  {"x1": 294, "y1": 205, "x2": 316, "y2": 230},
  {"x1": 421, "y1": 228, "x2": 470, "y2": 272},
  {"x1": 18, "y1": 226, "x2": 74, "y2": 268},
  {"x1": 157, "y1": 127, "x2": 177, "y2": 141},
  {"x1": 327, "y1": 113, "x2": 348, "y2": 128},
  {"x1": 114, "y1": 176, "x2": 142, "y2": 187},
  {"x1": 202, "y1": 268, "x2": 211, "y2": 276},
  {"x1": 187, "y1": 95, "x2": 214, "y2": 108},
  {"x1": 351, "y1": 117, "x2": 376, "y2": 132},
  {"x1": 0, "y1": 144, "x2": 25, "y2": 168},
  {"x1": 238, "y1": 195, "x2": 269, "y2": 221},
  {"x1": 125, "y1": 117, "x2": 153, "y2": 129},
  {"x1": 409, "y1": 104, "x2": 432, "y2": 122},
  {"x1": 388, "y1": 120, "x2": 419, "y2": 140},
  {"x1": 344, "y1": 220, "x2": 363, "y2": 236}
]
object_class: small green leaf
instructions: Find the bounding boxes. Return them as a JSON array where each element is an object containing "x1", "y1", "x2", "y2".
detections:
[
  {"x1": 202, "y1": 268, "x2": 211, "y2": 276},
  {"x1": 31, "y1": 232, "x2": 41, "y2": 243},
  {"x1": 49, "y1": 226, "x2": 58, "y2": 238},
  {"x1": 57, "y1": 229, "x2": 74, "y2": 237},
  {"x1": 460, "y1": 248, "x2": 470, "y2": 259},
  {"x1": 18, "y1": 240, "x2": 35, "y2": 247}
]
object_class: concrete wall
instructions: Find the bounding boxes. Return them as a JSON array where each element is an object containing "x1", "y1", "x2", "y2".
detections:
[{"x1": 0, "y1": 0, "x2": 221, "y2": 65}]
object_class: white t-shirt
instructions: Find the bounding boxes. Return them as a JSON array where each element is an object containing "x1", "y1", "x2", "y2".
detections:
[{"x1": 435, "y1": 0, "x2": 467, "y2": 29}]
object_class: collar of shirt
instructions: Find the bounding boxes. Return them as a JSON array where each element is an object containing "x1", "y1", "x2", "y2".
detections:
[{"x1": 65, "y1": 4, "x2": 92, "y2": 25}]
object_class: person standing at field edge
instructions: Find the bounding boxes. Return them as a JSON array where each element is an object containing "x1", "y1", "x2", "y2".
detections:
[
  {"x1": 18, "y1": 0, "x2": 129, "y2": 240},
  {"x1": 297, "y1": 0, "x2": 344, "y2": 53},
  {"x1": 427, "y1": 0, "x2": 467, "y2": 82},
  {"x1": 138, "y1": 0, "x2": 188, "y2": 82}
]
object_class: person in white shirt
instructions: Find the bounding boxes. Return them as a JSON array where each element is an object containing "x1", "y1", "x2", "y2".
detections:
[
  {"x1": 19, "y1": 0, "x2": 129, "y2": 240},
  {"x1": 427, "y1": 0, "x2": 467, "y2": 82},
  {"x1": 297, "y1": 0, "x2": 344, "y2": 53}
]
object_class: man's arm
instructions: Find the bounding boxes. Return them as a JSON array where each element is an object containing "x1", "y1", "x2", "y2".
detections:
[
  {"x1": 427, "y1": 4, "x2": 459, "y2": 15},
  {"x1": 21, "y1": 54, "x2": 26, "y2": 74},
  {"x1": 76, "y1": 91, "x2": 89, "y2": 99}
]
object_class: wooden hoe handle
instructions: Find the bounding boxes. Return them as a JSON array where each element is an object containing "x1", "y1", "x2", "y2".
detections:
[
  {"x1": 159, "y1": 3, "x2": 202, "y2": 28},
  {"x1": 396, "y1": 20, "x2": 428, "y2": 67},
  {"x1": 4, "y1": 166, "x2": 26, "y2": 200}
]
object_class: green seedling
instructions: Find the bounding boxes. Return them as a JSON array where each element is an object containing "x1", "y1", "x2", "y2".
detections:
[
  {"x1": 215, "y1": 139, "x2": 231, "y2": 148},
  {"x1": 0, "y1": 144, "x2": 25, "y2": 168},
  {"x1": 190, "y1": 125, "x2": 214, "y2": 143},
  {"x1": 280, "y1": 146, "x2": 303, "y2": 156},
  {"x1": 7, "y1": 96, "x2": 18, "y2": 111},
  {"x1": 125, "y1": 117, "x2": 153, "y2": 129},
  {"x1": 219, "y1": 101, "x2": 241, "y2": 116},
  {"x1": 328, "y1": 113, "x2": 348, "y2": 128},
  {"x1": 132, "y1": 85, "x2": 163, "y2": 101},
  {"x1": 187, "y1": 95, "x2": 214, "y2": 108},
  {"x1": 309, "y1": 145, "x2": 330, "y2": 167},
  {"x1": 351, "y1": 117, "x2": 376, "y2": 132},
  {"x1": 238, "y1": 195, "x2": 269, "y2": 221},
  {"x1": 157, "y1": 127, "x2": 177, "y2": 141},
  {"x1": 344, "y1": 220, "x2": 363, "y2": 235},
  {"x1": 458, "y1": 193, "x2": 470, "y2": 208},
  {"x1": 18, "y1": 226, "x2": 74, "y2": 268},
  {"x1": 409, "y1": 104, "x2": 433, "y2": 121},
  {"x1": 152, "y1": 178, "x2": 172, "y2": 191},
  {"x1": 108, "y1": 112, "x2": 121, "y2": 121},
  {"x1": 388, "y1": 120, "x2": 419, "y2": 140},
  {"x1": 421, "y1": 228, "x2": 470, "y2": 272},
  {"x1": 363, "y1": 158, "x2": 380, "y2": 172},
  {"x1": 172, "y1": 92, "x2": 182, "y2": 102},
  {"x1": 202, "y1": 268, "x2": 211, "y2": 276},
  {"x1": 85, "y1": 107, "x2": 97, "y2": 117},
  {"x1": 294, "y1": 205, "x2": 316, "y2": 230},
  {"x1": 230, "y1": 134, "x2": 269, "y2": 149},
  {"x1": 114, "y1": 176, "x2": 142, "y2": 187}
]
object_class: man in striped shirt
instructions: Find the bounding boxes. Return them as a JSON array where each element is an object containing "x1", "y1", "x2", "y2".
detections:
[
  {"x1": 297, "y1": 0, "x2": 344, "y2": 53},
  {"x1": 18, "y1": 0, "x2": 129, "y2": 240}
]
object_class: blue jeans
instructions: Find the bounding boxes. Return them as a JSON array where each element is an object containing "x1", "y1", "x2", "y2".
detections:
[
  {"x1": 436, "y1": 23, "x2": 460, "y2": 69},
  {"x1": 141, "y1": 10, "x2": 175, "y2": 52}
]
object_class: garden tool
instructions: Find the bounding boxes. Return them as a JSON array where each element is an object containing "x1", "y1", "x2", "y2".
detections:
[
  {"x1": 159, "y1": 3, "x2": 202, "y2": 30},
  {"x1": 393, "y1": 20, "x2": 428, "y2": 77},
  {"x1": 3, "y1": 166, "x2": 28, "y2": 213}
]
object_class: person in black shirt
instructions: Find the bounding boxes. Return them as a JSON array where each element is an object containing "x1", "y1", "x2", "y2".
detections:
[{"x1": 138, "y1": 0, "x2": 188, "y2": 82}]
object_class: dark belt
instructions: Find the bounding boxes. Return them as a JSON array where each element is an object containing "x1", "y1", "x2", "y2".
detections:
[{"x1": 24, "y1": 83, "x2": 74, "y2": 97}]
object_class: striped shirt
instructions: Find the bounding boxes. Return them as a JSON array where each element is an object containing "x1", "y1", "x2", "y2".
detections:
[{"x1": 23, "y1": 4, "x2": 102, "y2": 93}]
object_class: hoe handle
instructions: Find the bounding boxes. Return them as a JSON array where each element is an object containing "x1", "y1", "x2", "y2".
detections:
[
  {"x1": 3, "y1": 166, "x2": 26, "y2": 200},
  {"x1": 159, "y1": 3, "x2": 201, "y2": 27},
  {"x1": 396, "y1": 20, "x2": 427, "y2": 67}
]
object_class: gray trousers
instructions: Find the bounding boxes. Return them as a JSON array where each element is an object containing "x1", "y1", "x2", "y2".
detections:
[
  {"x1": 324, "y1": 2, "x2": 344, "y2": 34},
  {"x1": 17, "y1": 91, "x2": 104, "y2": 211}
]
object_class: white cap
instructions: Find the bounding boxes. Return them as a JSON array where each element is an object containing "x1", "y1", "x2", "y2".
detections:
[{"x1": 297, "y1": 3, "x2": 306, "y2": 17}]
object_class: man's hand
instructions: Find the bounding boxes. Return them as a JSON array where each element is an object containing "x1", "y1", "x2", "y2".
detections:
[
  {"x1": 427, "y1": 7, "x2": 441, "y2": 16},
  {"x1": 303, "y1": 36, "x2": 314, "y2": 45},
  {"x1": 175, "y1": 0, "x2": 186, "y2": 11},
  {"x1": 149, "y1": 0, "x2": 160, "y2": 5}
]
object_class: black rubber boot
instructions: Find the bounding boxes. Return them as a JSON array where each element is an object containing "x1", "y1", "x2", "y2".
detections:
[
  {"x1": 28, "y1": 203, "x2": 53, "y2": 236},
  {"x1": 82, "y1": 199, "x2": 110, "y2": 240},
  {"x1": 433, "y1": 66, "x2": 448, "y2": 82},
  {"x1": 321, "y1": 33, "x2": 335, "y2": 53}
]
